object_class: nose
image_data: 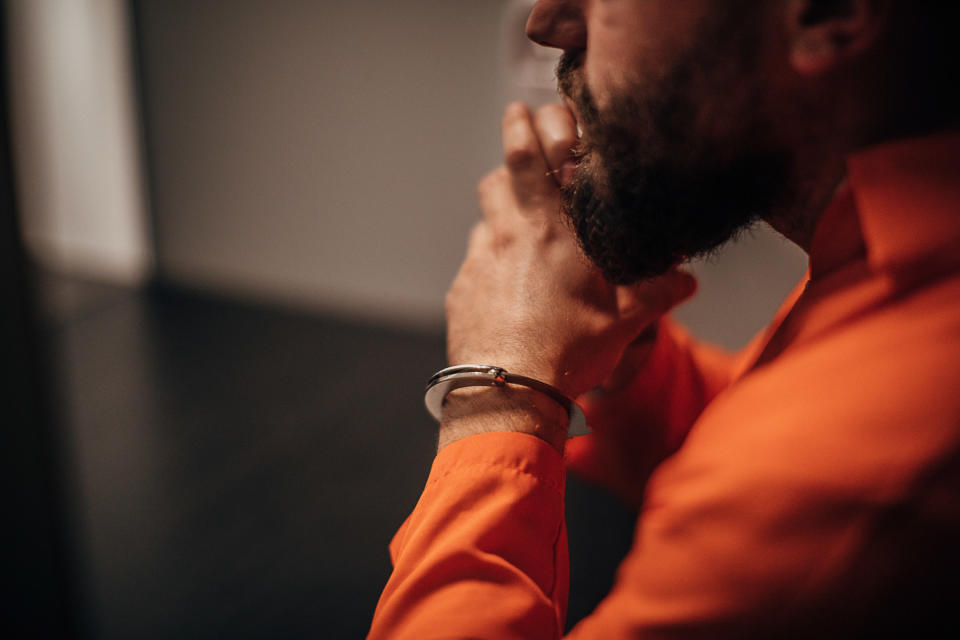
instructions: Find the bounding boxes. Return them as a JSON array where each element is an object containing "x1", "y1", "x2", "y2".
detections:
[{"x1": 525, "y1": 0, "x2": 586, "y2": 51}]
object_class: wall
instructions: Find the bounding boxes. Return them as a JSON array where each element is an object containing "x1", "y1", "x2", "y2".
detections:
[
  {"x1": 134, "y1": 0, "x2": 511, "y2": 327},
  {"x1": 133, "y1": 0, "x2": 808, "y2": 347},
  {"x1": 7, "y1": 0, "x2": 153, "y2": 284}
]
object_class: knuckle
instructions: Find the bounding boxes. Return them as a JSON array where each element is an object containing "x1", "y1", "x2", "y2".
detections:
[
  {"x1": 487, "y1": 219, "x2": 509, "y2": 242},
  {"x1": 475, "y1": 218, "x2": 512, "y2": 252},
  {"x1": 514, "y1": 189, "x2": 554, "y2": 213},
  {"x1": 504, "y1": 145, "x2": 539, "y2": 172},
  {"x1": 494, "y1": 224, "x2": 515, "y2": 245},
  {"x1": 537, "y1": 102, "x2": 567, "y2": 119},
  {"x1": 503, "y1": 101, "x2": 529, "y2": 123},
  {"x1": 476, "y1": 178, "x2": 491, "y2": 202},
  {"x1": 534, "y1": 219, "x2": 559, "y2": 242},
  {"x1": 477, "y1": 168, "x2": 506, "y2": 198},
  {"x1": 536, "y1": 103, "x2": 568, "y2": 130},
  {"x1": 546, "y1": 137, "x2": 574, "y2": 163},
  {"x1": 476, "y1": 174, "x2": 491, "y2": 197},
  {"x1": 537, "y1": 104, "x2": 576, "y2": 142},
  {"x1": 535, "y1": 104, "x2": 555, "y2": 120},
  {"x1": 467, "y1": 221, "x2": 487, "y2": 246}
]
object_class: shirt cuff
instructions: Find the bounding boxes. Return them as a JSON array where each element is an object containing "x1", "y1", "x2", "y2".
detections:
[{"x1": 389, "y1": 431, "x2": 565, "y2": 562}]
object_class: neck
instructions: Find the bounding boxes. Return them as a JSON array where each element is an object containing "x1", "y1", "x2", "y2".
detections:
[{"x1": 763, "y1": 149, "x2": 848, "y2": 254}]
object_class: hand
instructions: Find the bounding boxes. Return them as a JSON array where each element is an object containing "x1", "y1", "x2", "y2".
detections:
[{"x1": 445, "y1": 102, "x2": 696, "y2": 401}]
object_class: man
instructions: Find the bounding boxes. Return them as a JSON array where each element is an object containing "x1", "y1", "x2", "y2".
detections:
[{"x1": 370, "y1": 0, "x2": 960, "y2": 636}]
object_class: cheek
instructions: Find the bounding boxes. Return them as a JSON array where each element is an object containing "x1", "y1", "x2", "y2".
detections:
[
  {"x1": 584, "y1": 46, "x2": 634, "y2": 111},
  {"x1": 584, "y1": 11, "x2": 645, "y2": 110},
  {"x1": 583, "y1": 1, "x2": 708, "y2": 110}
]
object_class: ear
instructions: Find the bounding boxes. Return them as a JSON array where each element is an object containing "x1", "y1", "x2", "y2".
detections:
[{"x1": 784, "y1": 0, "x2": 891, "y2": 76}]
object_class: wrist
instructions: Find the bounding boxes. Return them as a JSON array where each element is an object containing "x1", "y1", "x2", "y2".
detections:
[{"x1": 438, "y1": 385, "x2": 568, "y2": 453}]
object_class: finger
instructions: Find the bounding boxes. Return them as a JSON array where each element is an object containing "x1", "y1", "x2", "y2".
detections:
[
  {"x1": 465, "y1": 220, "x2": 490, "y2": 252},
  {"x1": 532, "y1": 104, "x2": 578, "y2": 187},
  {"x1": 564, "y1": 434, "x2": 602, "y2": 479},
  {"x1": 476, "y1": 167, "x2": 515, "y2": 229},
  {"x1": 616, "y1": 269, "x2": 698, "y2": 325},
  {"x1": 501, "y1": 102, "x2": 555, "y2": 201},
  {"x1": 602, "y1": 323, "x2": 659, "y2": 393}
]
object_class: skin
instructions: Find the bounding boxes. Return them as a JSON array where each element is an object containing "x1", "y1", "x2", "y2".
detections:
[
  {"x1": 439, "y1": 102, "x2": 696, "y2": 451},
  {"x1": 439, "y1": 0, "x2": 944, "y2": 455}
]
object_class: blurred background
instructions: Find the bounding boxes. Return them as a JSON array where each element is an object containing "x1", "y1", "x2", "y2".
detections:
[{"x1": 2, "y1": 0, "x2": 807, "y2": 637}]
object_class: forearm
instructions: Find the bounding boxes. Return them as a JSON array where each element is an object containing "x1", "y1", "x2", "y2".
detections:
[{"x1": 369, "y1": 432, "x2": 569, "y2": 640}]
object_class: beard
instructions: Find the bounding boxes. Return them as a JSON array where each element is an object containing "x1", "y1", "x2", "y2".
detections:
[{"x1": 557, "y1": 31, "x2": 793, "y2": 285}]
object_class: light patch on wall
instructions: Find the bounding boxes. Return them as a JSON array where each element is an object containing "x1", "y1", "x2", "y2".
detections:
[
  {"x1": 503, "y1": 0, "x2": 562, "y2": 107},
  {"x1": 7, "y1": 0, "x2": 153, "y2": 284}
]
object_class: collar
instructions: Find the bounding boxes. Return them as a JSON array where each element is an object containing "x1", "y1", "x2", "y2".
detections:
[
  {"x1": 846, "y1": 130, "x2": 960, "y2": 275},
  {"x1": 809, "y1": 130, "x2": 960, "y2": 280},
  {"x1": 747, "y1": 131, "x2": 960, "y2": 373}
]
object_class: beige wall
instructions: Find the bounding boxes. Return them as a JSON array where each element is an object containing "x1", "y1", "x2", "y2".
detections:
[
  {"x1": 136, "y1": 0, "x2": 513, "y2": 327},
  {"x1": 135, "y1": 0, "x2": 808, "y2": 348}
]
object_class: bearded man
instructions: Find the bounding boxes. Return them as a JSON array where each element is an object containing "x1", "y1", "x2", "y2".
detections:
[{"x1": 370, "y1": 1, "x2": 960, "y2": 637}]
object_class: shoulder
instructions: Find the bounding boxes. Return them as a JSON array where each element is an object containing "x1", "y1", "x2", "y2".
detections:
[
  {"x1": 690, "y1": 271, "x2": 960, "y2": 483},
  {"x1": 605, "y1": 271, "x2": 960, "y2": 635}
]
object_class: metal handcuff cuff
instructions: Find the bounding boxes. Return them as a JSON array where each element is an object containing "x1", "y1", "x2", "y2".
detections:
[{"x1": 424, "y1": 365, "x2": 589, "y2": 437}]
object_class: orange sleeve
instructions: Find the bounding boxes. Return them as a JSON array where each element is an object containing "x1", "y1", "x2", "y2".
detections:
[
  {"x1": 369, "y1": 432, "x2": 569, "y2": 640},
  {"x1": 368, "y1": 321, "x2": 763, "y2": 638},
  {"x1": 564, "y1": 318, "x2": 744, "y2": 505},
  {"x1": 605, "y1": 283, "x2": 807, "y2": 452},
  {"x1": 629, "y1": 316, "x2": 740, "y2": 450}
]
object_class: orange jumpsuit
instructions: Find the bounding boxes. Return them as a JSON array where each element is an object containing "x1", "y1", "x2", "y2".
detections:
[{"x1": 369, "y1": 133, "x2": 960, "y2": 638}]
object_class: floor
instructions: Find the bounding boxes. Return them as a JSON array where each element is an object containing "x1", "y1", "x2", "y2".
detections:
[{"x1": 40, "y1": 274, "x2": 636, "y2": 639}]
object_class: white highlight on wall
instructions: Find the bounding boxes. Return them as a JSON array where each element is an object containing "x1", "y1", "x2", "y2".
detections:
[
  {"x1": 6, "y1": 0, "x2": 152, "y2": 284},
  {"x1": 503, "y1": 0, "x2": 562, "y2": 108}
]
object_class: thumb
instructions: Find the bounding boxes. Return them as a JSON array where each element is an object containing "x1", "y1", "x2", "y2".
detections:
[
  {"x1": 615, "y1": 268, "x2": 697, "y2": 324},
  {"x1": 564, "y1": 433, "x2": 602, "y2": 479}
]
